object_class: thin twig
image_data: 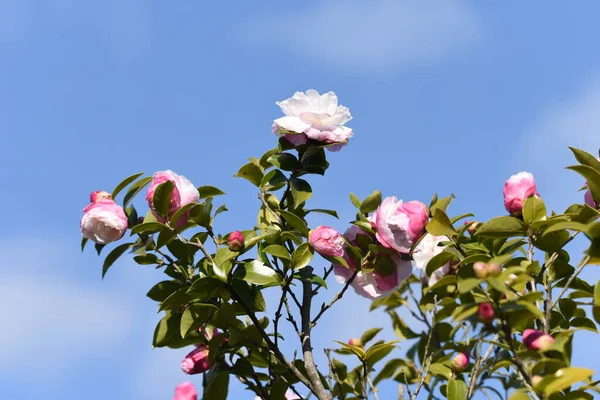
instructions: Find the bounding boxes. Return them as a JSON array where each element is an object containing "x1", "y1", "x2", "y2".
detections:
[
  {"x1": 549, "y1": 255, "x2": 590, "y2": 310},
  {"x1": 467, "y1": 333, "x2": 499, "y2": 399},
  {"x1": 311, "y1": 269, "x2": 359, "y2": 327},
  {"x1": 326, "y1": 349, "x2": 345, "y2": 400},
  {"x1": 411, "y1": 296, "x2": 439, "y2": 400}
]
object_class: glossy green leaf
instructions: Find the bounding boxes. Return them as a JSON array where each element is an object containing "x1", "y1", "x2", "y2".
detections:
[
  {"x1": 130, "y1": 222, "x2": 165, "y2": 235},
  {"x1": 360, "y1": 190, "x2": 382, "y2": 214},
  {"x1": 523, "y1": 195, "x2": 547, "y2": 226},
  {"x1": 292, "y1": 243, "x2": 314, "y2": 270},
  {"x1": 180, "y1": 303, "x2": 218, "y2": 338},
  {"x1": 447, "y1": 379, "x2": 467, "y2": 400},
  {"x1": 334, "y1": 340, "x2": 367, "y2": 360},
  {"x1": 543, "y1": 367, "x2": 594, "y2": 395},
  {"x1": 267, "y1": 153, "x2": 298, "y2": 171},
  {"x1": 147, "y1": 280, "x2": 184, "y2": 302},
  {"x1": 291, "y1": 177, "x2": 312, "y2": 208},
  {"x1": 475, "y1": 216, "x2": 525, "y2": 238},
  {"x1": 197, "y1": 185, "x2": 225, "y2": 199},
  {"x1": 361, "y1": 328, "x2": 383, "y2": 345},
  {"x1": 427, "y1": 209, "x2": 457, "y2": 237},
  {"x1": 203, "y1": 368, "x2": 230, "y2": 400},
  {"x1": 152, "y1": 180, "x2": 174, "y2": 218},
  {"x1": 570, "y1": 147, "x2": 600, "y2": 173},
  {"x1": 112, "y1": 172, "x2": 144, "y2": 199},
  {"x1": 102, "y1": 243, "x2": 133, "y2": 278},
  {"x1": 306, "y1": 208, "x2": 339, "y2": 219},
  {"x1": 243, "y1": 260, "x2": 282, "y2": 286},
  {"x1": 350, "y1": 192, "x2": 362, "y2": 209},
  {"x1": 263, "y1": 244, "x2": 291, "y2": 260},
  {"x1": 568, "y1": 165, "x2": 600, "y2": 203},
  {"x1": 278, "y1": 210, "x2": 309, "y2": 235},
  {"x1": 234, "y1": 162, "x2": 263, "y2": 187}
]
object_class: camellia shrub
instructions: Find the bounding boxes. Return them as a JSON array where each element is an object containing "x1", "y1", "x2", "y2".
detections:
[{"x1": 80, "y1": 89, "x2": 600, "y2": 400}]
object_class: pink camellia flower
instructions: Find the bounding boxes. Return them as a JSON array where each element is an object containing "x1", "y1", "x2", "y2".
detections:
[
  {"x1": 309, "y1": 226, "x2": 345, "y2": 257},
  {"x1": 348, "y1": 338, "x2": 362, "y2": 347},
  {"x1": 228, "y1": 231, "x2": 245, "y2": 252},
  {"x1": 181, "y1": 345, "x2": 211, "y2": 375},
  {"x1": 452, "y1": 353, "x2": 469, "y2": 372},
  {"x1": 374, "y1": 197, "x2": 429, "y2": 254},
  {"x1": 522, "y1": 329, "x2": 555, "y2": 351},
  {"x1": 272, "y1": 89, "x2": 354, "y2": 151},
  {"x1": 585, "y1": 187, "x2": 597, "y2": 209},
  {"x1": 478, "y1": 302, "x2": 495, "y2": 323},
  {"x1": 503, "y1": 172, "x2": 538, "y2": 215},
  {"x1": 146, "y1": 170, "x2": 199, "y2": 226},
  {"x1": 174, "y1": 382, "x2": 197, "y2": 400},
  {"x1": 81, "y1": 197, "x2": 128, "y2": 244},
  {"x1": 413, "y1": 234, "x2": 451, "y2": 287}
]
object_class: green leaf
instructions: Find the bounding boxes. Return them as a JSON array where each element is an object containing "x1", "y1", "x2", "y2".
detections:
[
  {"x1": 542, "y1": 367, "x2": 594, "y2": 396},
  {"x1": 595, "y1": 283, "x2": 600, "y2": 307},
  {"x1": 447, "y1": 379, "x2": 467, "y2": 400},
  {"x1": 95, "y1": 243, "x2": 106, "y2": 255},
  {"x1": 292, "y1": 243, "x2": 314, "y2": 270},
  {"x1": 234, "y1": 162, "x2": 263, "y2": 187},
  {"x1": 203, "y1": 368, "x2": 230, "y2": 400},
  {"x1": 334, "y1": 340, "x2": 367, "y2": 360},
  {"x1": 430, "y1": 194, "x2": 455, "y2": 215},
  {"x1": 570, "y1": 317, "x2": 598, "y2": 332},
  {"x1": 81, "y1": 237, "x2": 88, "y2": 252},
  {"x1": 152, "y1": 180, "x2": 174, "y2": 218},
  {"x1": 180, "y1": 303, "x2": 218, "y2": 338},
  {"x1": 350, "y1": 192, "x2": 362, "y2": 209},
  {"x1": 261, "y1": 169, "x2": 287, "y2": 190},
  {"x1": 568, "y1": 165, "x2": 600, "y2": 203},
  {"x1": 559, "y1": 298, "x2": 577, "y2": 321},
  {"x1": 544, "y1": 221, "x2": 589, "y2": 234},
  {"x1": 361, "y1": 328, "x2": 383, "y2": 345},
  {"x1": 291, "y1": 177, "x2": 312, "y2": 208},
  {"x1": 147, "y1": 281, "x2": 184, "y2": 302},
  {"x1": 197, "y1": 185, "x2": 225, "y2": 199},
  {"x1": 112, "y1": 172, "x2": 144, "y2": 199},
  {"x1": 102, "y1": 243, "x2": 133, "y2": 278},
  {"x1": 123, "y1": 176, "x2": 152, "y2": 207},
  {"x1": 523, "y1": 195, "x2": 547, "y2": 226},
  {"x1": 243, "y1": 260, "x2": 282, "y2": 286},
  {"x1": 267, "y1": 153, "x2": 298, "y2": 171},
  {"x1": 429, "y1": 363, "x2": 452, "y2": 379},
  {"x1": 475, "y1": 216, "x2": 525, "y2": 238},
  {"x1": 306, "y1": 208, "x2": 339, "y2": 219},
  {"x1": 366, "y1": 341, "x2": 399, "y2": 369},
  {"x1": 130, "y1": 222, "x2": 165, "y2": 235},
  {"x1": 278, "y1": 210, "x2": 309, "y2": 235},
  {"x1": 569, "y1": 147, "x2": 600, "y2": 173},
  {"x1": 262, "y1": 244, "x2": 291, "y2": 260},
  {"x1": 374, "y1": 359, "x2": 406, "y2": 385},
  {"x1": 360, "y1": 190, "x2": 382, "y2": 214},
  {"x1": 169, "y1": 203, "x2": 197, "y2": 227},
  {"x1": 427, "y1": 209, "x2": 457, "y2": 237},
  {"x1": 426, "y1": 251, "x2": 456, "y2": 277}
]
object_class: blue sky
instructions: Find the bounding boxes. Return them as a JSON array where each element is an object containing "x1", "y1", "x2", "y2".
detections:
[{"x1": 2, "y1": 1, "x2": 600, "y2": 399}]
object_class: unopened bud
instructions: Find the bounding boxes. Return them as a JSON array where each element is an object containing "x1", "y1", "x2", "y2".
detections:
[
  {"x1": 478, "y1": 302, "x2": 495, "y2": 324},
  {"x1": 181, "y1": 345, "x2": 211, "y2": 375},
  {"x1": 451, "y1": 353, "x2": 469, "y2": 372},
  {"x1": 464, "y1": 220, "x2": 479, "y2": 234},
  {"x1": 348, "y1": 338, "x2": 362, "y2": 347},
  {"x1": 531, "y1": 375, "x2": 543, "y2": 388},
  {"x1": 227, "y1": 231, "x2": 245, "y2": 252},
  {"x1": 487, "y1": 263, "x2": 502, "y2": 277},
  {"x1": 473, "y1": 262, "x2": 488, "y2": 279},
  {"x1": 522, "y1": 329, "x2": 555, "y2": 351}
]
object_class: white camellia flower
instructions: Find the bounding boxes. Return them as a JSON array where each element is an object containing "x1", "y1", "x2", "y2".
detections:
[
  {"x1": 412, "y1": 234, "x2": 452, "y2": 287},
  {"x1": 272, "y1": 89, "x2": 354, "y2": 151}
]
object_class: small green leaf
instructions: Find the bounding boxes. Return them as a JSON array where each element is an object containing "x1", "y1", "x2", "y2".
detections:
[
  {"x1": 595, "y1": 283, "x2": 600, "y2": 307},
  {"x1": 350, "y1": 192, "x2": 362, "y2": 209},
  {"x1": 197, "y1": 185, "x2": 225, "y2": 199},
  {"x1": 425, "y1": 251, "x2": 455, "y2": 277},
  {"x1": 569, "y1": 147, "x2": 600, "y2": 173},
  {"x1": 334, "y1": 340, "x2": 367, "y2": 360},
  {"x1": 123, "y1": 176, "x2": 152, "y2": 207},
  {"x1": 180, "y1": 303, "x2": 218, "y2": 338},
  {"x1": 523, "y1": 195, "x2": 547, "y2": 226},
  {"x1": 243, "y1": 260, "x2": 282, "y2": 286},
  {"x1": 147, "y1": 281, "x2": 184, "y2": 302},
  {"x1": 278, "y1": 210, "x2": 309, "y2": 235},
  {"x1": 81, "y1": 237, "x2": 88, "y2": 252},
  {"x1": 475, "y1": 216, "x2": 525, "y2": 238},
  {"x1": 152, "y1": 180, "x2": 174, "y2": 218},
  {"x1": 427, "y1": 209, "x2": 457, "y2": 237},
  {"x1": 291, "y1": 177, "x2": 312, "y2": 208},
  {"x1": 559, "y1": 298, "x2": 577, "y2": 320},
  {"x1": 361, "y1": 328, "x2": 383, "y2": 345},
  {"x1": 263, "y1": 244, "x2": 291, "y2": 260},
  {"x1": 267, "y1": 153, "x2": 298, "y2": 171},
  {"x1": 542, "y1": 367, "x2": 594, "y2": 396},
  {"x1": 568, "y1": 165, "x2": 600, "y2": 204},
  {"x1": 292, "y1": 243, "x2": 314, "y2": 270},
  {"x1": 360, "y1": 190, "x2": 382, "y2": 214},
  {"x1": 261, "y1": 169, "x2": 287, "y2": 190},
  {"x1": 234, "y1": 162, "x2": 263, "y2": 187},
  {"x1": 203, "y1": 368, "x2": 230, "y2": 400},
  {"x1": 366, "y1": 341, "x2": 399, "y2": 369},
  {"x1": 306, "y1": 209, "x2": 339, "y2": 219},
  {"x1": 102, "y1": 243, "x2": 133, "y2": 278},
  {"x1": 112, "y1": 172, "x2": 144, "y2": 199},
  {"x1": 447, "y1": 379, "x2": 467, "y2": 400},
  {"x1": 130, "y1": 222, "x2": 166, "y2": 235}
]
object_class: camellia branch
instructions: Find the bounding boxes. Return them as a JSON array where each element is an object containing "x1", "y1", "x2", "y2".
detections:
[
  {"x1": 311, "y1": 269, "x2": 359, "y2": 327},
  {"x1": 549, "y1": 255, "x2": 590, "y2": 310}
]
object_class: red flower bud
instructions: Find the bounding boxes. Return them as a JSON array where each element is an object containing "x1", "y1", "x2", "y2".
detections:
[
  {"x1": 228, "y1": 231, "x2": 245, "y2": 252},
  {"x1": 451, "y1": 353, "x2": 469, "y2": 372},
  {"x1": 181, "y1": 345, "x2": 211, "y2": 375},
  {"x1": 348, "y1": 338, "x2": 362, "y2": 347},
  {"x1": 90, "y1": 190, "x2": 112, "y2": 203},
  {"x1": 478, "y1": 302, "x2": 495, "y2": 324},
  {"x1": 522, "y1": 329, "x2": 554, "y2": 351},
  {"x1": 464, "y1": 220, "x2": 479, "y2": 234}
]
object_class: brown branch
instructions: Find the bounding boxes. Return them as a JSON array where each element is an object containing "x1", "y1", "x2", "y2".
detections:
[{"x1": 311, "y1": 269, "x2": 359, "y2": 327}]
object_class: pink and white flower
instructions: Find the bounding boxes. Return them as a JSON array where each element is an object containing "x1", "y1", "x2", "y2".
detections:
[
  {"x1": 146, "y1": 170, "x2": 199, "y2": 227},
  {"x1": 174, "y1": 382, "x2": 197, "y2": 400},
  {"x1": 412, "y1": 234, "x2": 451, "y2": 287},
  {"x1": 272, "y1": 89, "x2": 354, "y2": 151},
  {"x1": 503, "y1": 172, "x2": 538, "y2": 215},
  {"x1": 374, "y1": 197, "x2": 428, "y2": 254},
  {"x1": 81, "y1": 195, "x2": 128, "y2": 244}
]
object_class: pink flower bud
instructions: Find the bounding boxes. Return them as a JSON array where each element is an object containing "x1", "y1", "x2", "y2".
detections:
[
  {"x1": 348, "y1": 338, "x2": 362, "y2": 347},
  {"x1": 522, "y1": 329, "x2": 554, "y2": 351},
  {"x1": 90, "y1": 190, "x2": 112, "y2": 203},
  {"x1": 309, "y1": 226, "x2": 345, "y2": 257},
  {"x1": 478, "y1": 302, "x2": 495, "y2": 323},
  {"x1": 81, "y1": 199, "x2": 128, "y2": 244},
  {"x1": 181, "y1": 345, "x2": 211, "y2": 375},
  {"x1": 174, "y1": 382, "x2": 198, "y2": 400},
  {"x1": 473, "y1": 262, "x2": 488, "y2": 279},
  {"x1": 228, "y1": 231, "x2": 245, "y2": 251},
  {"x1": 464, "y1": 220, "x2": 479, "y2": 234},
  {"x1": 503, "y1": 172, "x2": 538, "y2": 215},
  {"x1": 452, "y1": 353, "x2": 469, "y2": 372},
  {"x1": 585, "y1": 189, "x2": 597, "y2": 209},
  {"x1": 145, "y1": 170, "x2": 199, "y2": 227},
  {"x1": 487, "y1": 263, "x2": 502, "y2": 277}
]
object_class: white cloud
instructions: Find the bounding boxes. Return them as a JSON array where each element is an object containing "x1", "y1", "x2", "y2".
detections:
[
  {"x1": 241, "y1": 0, "x2": 483, "y2": 72},
  {"x1": 521, "y1": 75, "x2": 600, "y2": 210},
  {"x1": 0, "y1": 238, "x2": 133, "y2": 379}
]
